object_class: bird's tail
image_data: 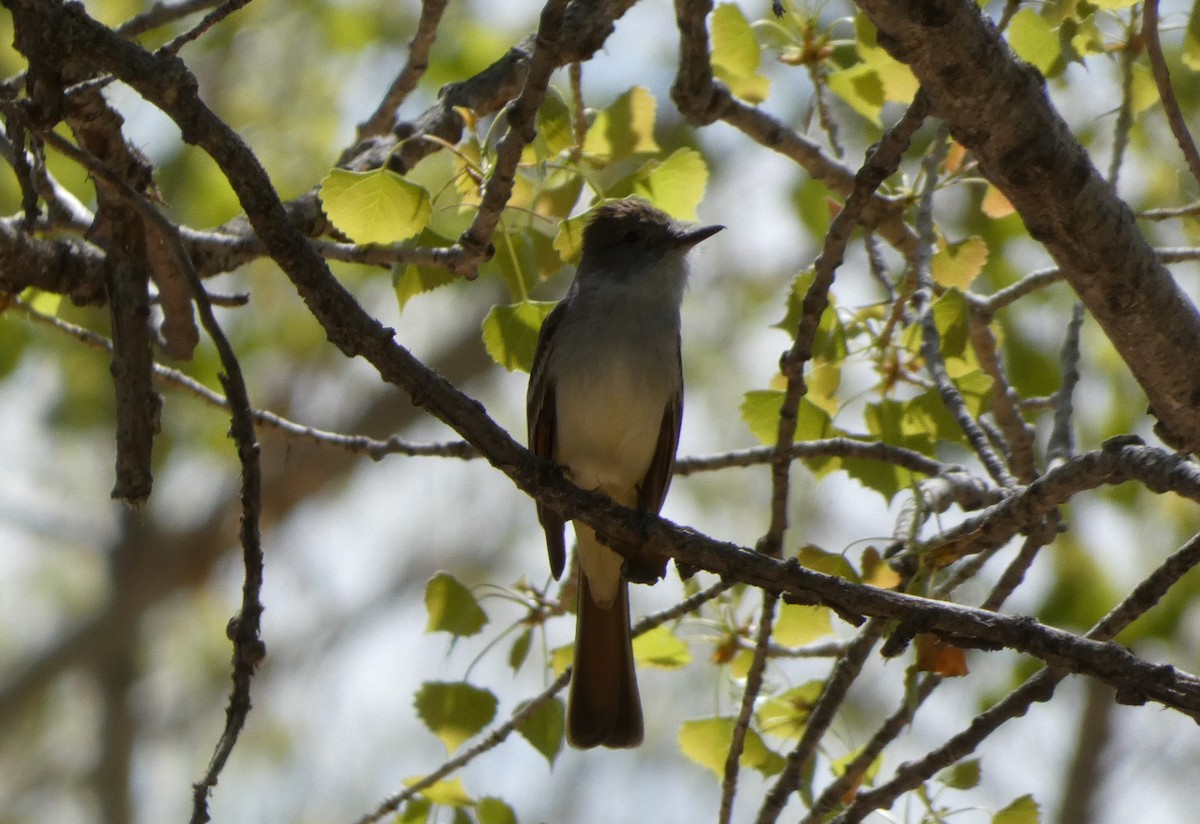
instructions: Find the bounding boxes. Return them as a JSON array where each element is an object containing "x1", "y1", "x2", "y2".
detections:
[{"x1": 567, "y1": 546, "x2": 643, "y2": 749}]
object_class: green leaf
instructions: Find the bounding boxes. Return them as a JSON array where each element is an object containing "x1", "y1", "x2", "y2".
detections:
[
  {"x1": 855, "y1": 14, "x2": 918, "y2": 103},
  {"x1": 740, "y1": 390, "x2": 837, "y2": 445},
  {"x1": 1185, "y1": 0, "x2": 1200, "y2": 71},
  {"x1": 772, "y1": 604, "x2": 833, "y2": 647},
  {"x1": 553, "y1": 210, "x2": 590, "y2": 264},
  {"x1": 633, "y1": 625, "x2": 692, "y2": 670},
  {"x1": 424, "y1": 572, "x2": 488, "y2": 637},
  {"x1": 516, "y1": 697, "x2": 565, "y2": 765},
  {"x1": 826, "y1": 63, "x2": 885, "y2": 125},
  {"x1": 632, "y1": 147, "x2": 710, "y2": 221},
  {"x1": 532, "y1": 88, "x2": 574, "y2": 160},
  {"x1": 711, "y1": 3, "x2": 770, "y2": 104},
  {"x1": 549, "y1": 643, "x2": 573, "y2": 676},
  {"x1": 1088, "y1": 0, "x2": 1139, "y2": 7},
  {"x1": 408, "y1": 777, "x2": 474, "y2": 808},
  {"x1": 993, "y1": 794, "x2": 1041, "y2": 824},
  {"x1": 939, "y1": 758, "x2": 982, "y2": 790},
  {"x1": 481, "y1": 300, "x2": 557, "y2": 373},
  {"x1": 582, "y1": 86, "x2": 659, "y2": 162},
  {"x1": 19, "y1": 287, "x2": 63, "y2": 316},
  {"x1": 414, "y1": 682, "x2": 498, "y2": 753},
  {"x1": 396, "y1": 797, "x2": 432, "y2": 824},
  {"x1": 1006, "y1": 9, "x2": 1059, "y2": 76},
  {"x1": 476, "y1": 797, "x2": 518, "y2": 824},
  {"x1": 1129, "y1": 62, "x2": 1159, "y2": 115},
  {"x1": 774, "y1": 271, "x2": 847, "y2": 361},
  {"x1": 319, "y1": 168, "x2": 431, "y2": 244},
  {"x1": 678, "y1": 718, "x2": 785, "y2": 779},
  {"x1": 830, "y1": 746, "x2": 883, "y2": 788},
  {"x1": 394, "y1": 261, "x2": 458, "y2": 312},
  {"x1": 757, "y1": 681, "x2": 824, "y2": 739},
  {"x1": 508, "y1": 628, "x2": 532, "y2": 672},
  {"x1": 931, "y1": 236, "x2": 988, "y2": 289},
  {"x1": 797, "y1": 544, "x2": 859, "y2": 581}
]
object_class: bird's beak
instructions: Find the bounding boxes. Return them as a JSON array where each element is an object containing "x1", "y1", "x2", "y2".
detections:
[{"x1": 673, "y1": 223, "x2": 724, "y2": 249}]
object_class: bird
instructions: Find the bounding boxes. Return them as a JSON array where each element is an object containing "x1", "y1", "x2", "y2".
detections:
[{"x1": 527, "y1": 198, "x2": 722, "y2": 748}]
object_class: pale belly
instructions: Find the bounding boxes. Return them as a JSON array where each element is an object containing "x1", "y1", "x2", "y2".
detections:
[{"x1": 553, "y1": 358, "x2": 673, "y2": 505}]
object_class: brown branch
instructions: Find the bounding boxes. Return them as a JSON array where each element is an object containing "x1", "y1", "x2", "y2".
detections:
[
  {"x1": 912, "y1": 126, "x2": 1016, "y2": 488},
  {"x1": 353, "y1": 0, "x2": 449, "y2": 144},
  {"x1": 917, "y1": 440, "x2": 1200, "y2": 566},
  {"x1": 720, "y1": 593, "x2": 778, "y2": 824}
]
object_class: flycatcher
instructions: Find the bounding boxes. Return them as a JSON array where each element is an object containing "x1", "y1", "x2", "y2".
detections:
[{"x1": 527, "y1": 198, "x2": 722, "y2": 748}]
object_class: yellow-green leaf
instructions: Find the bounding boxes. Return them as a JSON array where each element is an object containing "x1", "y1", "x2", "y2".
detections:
[
  {"x1": 481, "y1": 300, "x2": 557, "y2": 372},
  {"x1": 797, "y1": 544, "x2": 859, "y2": 581},
  {"x1": 582, "y1": 86, "x2": 659, "y2": 162},
  {"x1": 553, "y1": 211, "x2": 590, "y2": 264},
  {"x1": 711, "y1": 3, "x2": 770, "y2": 104},
  {"x1": 993, "y1": 794, "x2": 1041, "y2": 824},
  {"x1": 508, "y1": 628, "x2": 532, "y2": 672},
  {"x1": 1185, "y1": 0, "x2": 1200, "y2": 71},
  {"x1": 826, "y1": 64, "x2": 885, "y2": 125},
  {"x1": 856, "y1": 14, "x2": 918, "y2": 103},
  {"x1": 515, "y1": 696, "x2": 565, "y2": 765},
  {"x1": 424, "y1": 572, "x2": 487, "y2": 637},
  {"x1": 1130, "y1": 62, "x2": 1159, "y2": 115},
  {"x1": 931, "y1": 236, "x2": 989, "y2": 289},
  {"x1": 678, "y1": 718, "x2": 786, "y2": 779},
  {"x1": 476, "y1": 797, "x2": 518, "y2": 824},
  {"x1": 396, "y1": 798, "x2": 432, "y2": 824},
  {"x1": 549, "y1": 643, "x2": 573, "y2": 676},
  {"x1": 406, "y1": 777, "x2": 474, "y2": 808},
  {"x1": 773, "y1": 604, "x2": 833, "y2": 647},
  {"x1": 940, "y1": 758, "x2": 982, "y2": 790},
  {"x1": 633, "y1": 625, "x2": 692, "y2": 670},
  {"x1": 1006, "y1": 9, "x2": 1059, "y2": 76},
  {"x1": 757, "y1": 681, "x2": 824, "y2": 739},
  {"x1": 632, "y1": 147, "x2": 709, "y2": 221},
  {"x1": 414, "y1": 682, "x2": 498, "y2": 753},
  {"x1": 740, "y1": 390, "x2": 837, "y2": 445},
  {"x1": 319, "y1": 168, "x2": 431, "y2": 244},
  {"x1": 394, "y1": 262, "x2": 458, "y2": 311},
  {"x1": 18, "y1": 287, "x2": 63, "y2": 316}
]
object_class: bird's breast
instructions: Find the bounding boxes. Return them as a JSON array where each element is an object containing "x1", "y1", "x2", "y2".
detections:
[{"x1": 551, "y1": 330, "x2": 678, "y2": 503}]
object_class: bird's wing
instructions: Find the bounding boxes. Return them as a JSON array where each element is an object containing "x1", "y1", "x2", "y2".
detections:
[{"x1": 527, "y1": 301, "x2": 568, "y2": 579}]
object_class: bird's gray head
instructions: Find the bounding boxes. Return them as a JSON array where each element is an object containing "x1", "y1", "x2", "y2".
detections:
[{"x1": 576, "y1": 199, "x2": 723, "y2": 283}]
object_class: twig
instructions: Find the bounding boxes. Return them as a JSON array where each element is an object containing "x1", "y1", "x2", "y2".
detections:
[
  {"x1": 115, "y1": 0, "x2": 225, "y2": 38},
  {"x1": 968, "y1": 314, "x2": 1037, "y2": 482},
  {"x1": 1047, "y1": 302, "x2": 1085, "y2": 464},
  {"x1": 354, "y1": 0, "x2": 450, "y2": 143},
  {"x1": 913, "y1": 127, "x2": 1017, "y2": 489},
  {"x1": 1144, "y1": 0, "x2": 1200, "y2": 191},
  {"x1": 719, "y1": 593, "x2": 778, "y2": 824},
  {"x1": 9, "y1": 296, "x2": 477, "y2": 461},
  {"x1": 675, "y1": 439, "x2": 948, "y2": 477},
  {"x1": 1107, "y1": 15, "x2": 1138, "y2": 188}
]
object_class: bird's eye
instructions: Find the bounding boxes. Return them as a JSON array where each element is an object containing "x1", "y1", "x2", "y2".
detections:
[{"x1": 622, "y1": 229, "x2": 641, "y2": 244}]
